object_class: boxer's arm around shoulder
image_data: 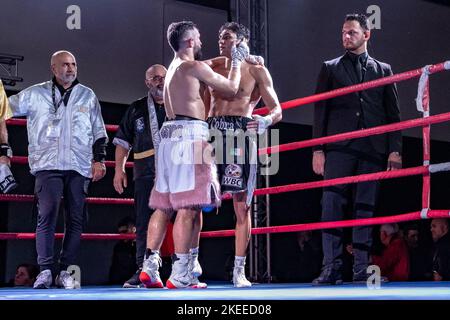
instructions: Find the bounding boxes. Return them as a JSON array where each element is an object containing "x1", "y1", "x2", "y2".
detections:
[
  {"x1": 203, "y1": 56, "x2": 226, "y2": 69},
  {"x1": 191, "y1": 61, "x2": 240, "y2": 97}
]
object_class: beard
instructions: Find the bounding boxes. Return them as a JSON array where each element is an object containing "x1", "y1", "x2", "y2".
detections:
[
  {"x1": 343, "y1": 38, "x2": 365, "y2": 51},
  {"x1": 149, "y1": 86, "x2": 163, "y2": 101},
  {"x1": 194, "y1": 46, "x2": 203, "y2": 61},
  {"x1": 60, "y1": 73, "x2": 76, "y2": 84}
]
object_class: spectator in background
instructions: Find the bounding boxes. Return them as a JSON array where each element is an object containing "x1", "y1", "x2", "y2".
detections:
[
  {"x1": 109, "y1": 217, "x2": 137, "y2": 285},
  {"x1": 403, "y1": 224, "x2": 432, "y2": 280},
  {"x1": 372, "y1": 223, "x2": 409, "y2": 281},
  {"x1": 404, "y1": 224, "x2": 419, "y2": 249},
  {"x1": 14, "y1": 263, "x2": 39, "y2": 287},
  {"x1": 431, "y1": 219, "x2": 450, "y2": 281}
]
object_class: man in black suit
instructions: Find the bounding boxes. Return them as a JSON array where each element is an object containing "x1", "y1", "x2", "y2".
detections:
[{"x1": 312, "y1": 13, "x2": 402, "y2": 285}]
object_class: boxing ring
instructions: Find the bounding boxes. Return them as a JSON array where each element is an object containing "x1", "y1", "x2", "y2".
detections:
[
  {"x1": 1, "y1": 60, "x2": 450, "y2": 300},
  {"x1": 1, "y1": 282, "x2": 450, "y2": 300}
]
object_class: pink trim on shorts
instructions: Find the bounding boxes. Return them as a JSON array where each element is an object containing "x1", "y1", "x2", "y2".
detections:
[{"x1": 149, "y1": 163, "x2": 221, "y2": 211}]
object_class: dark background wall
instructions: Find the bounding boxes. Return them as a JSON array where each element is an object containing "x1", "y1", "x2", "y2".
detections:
[
  {"x1": 1, "y1": 0, "x2": 227, "y2": 104},
  {"x1": 1, "y1": 0, "x2": 450, "y2": 285}
]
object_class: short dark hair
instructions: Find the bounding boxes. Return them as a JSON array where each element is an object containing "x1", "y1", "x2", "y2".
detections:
[
  {"x1": 219, "y1": 22, "x2": 250, "y2": 41},
  {"x1": 167, "y1": 20, "x2": 197, "y2": 52},
  {"x1": 16, "y1": 263, "x2": 39, "y2": 280},
  {"x1": 403, "y1": 223, "x2": 419, "y2": 234},
  {"x1": 345, "y1": 13, "x2": 370, "y2": 31}
]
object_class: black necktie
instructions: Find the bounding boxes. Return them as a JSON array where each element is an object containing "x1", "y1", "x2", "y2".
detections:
[{"x1": 355, "y1": 56, "x2": 363, "y2": 83}]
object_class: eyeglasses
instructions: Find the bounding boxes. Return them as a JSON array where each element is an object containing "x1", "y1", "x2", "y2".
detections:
[{"x1": 147, "y1": 75, "x2": 165, "y2": 82}]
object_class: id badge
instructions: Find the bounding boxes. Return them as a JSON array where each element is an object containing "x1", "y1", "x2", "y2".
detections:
[{"x1": 46, "y1": 119, "x2": 61, "y2": 138}]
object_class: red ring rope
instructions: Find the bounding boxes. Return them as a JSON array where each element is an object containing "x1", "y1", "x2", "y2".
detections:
[
  {"x1": 1, "y1": 60, "x2": 449, "y2": 242},
  {"x1": 1, "y1": 210, "x2": 448, "y2": 240}
]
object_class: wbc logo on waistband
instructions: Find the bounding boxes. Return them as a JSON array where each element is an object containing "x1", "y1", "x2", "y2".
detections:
[{"x1": 223, "y1": 164, "x2": 243, "y2": 188}]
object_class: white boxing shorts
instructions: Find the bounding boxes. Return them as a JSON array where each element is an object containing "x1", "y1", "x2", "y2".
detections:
[{"x1": 149, "y1": 120, "x2": 221, "y2": 211}]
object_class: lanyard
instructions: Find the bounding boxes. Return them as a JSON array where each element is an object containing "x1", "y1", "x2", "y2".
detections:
[{"x1": 51, "y1": 83, "x2": 73, "y2": 113}]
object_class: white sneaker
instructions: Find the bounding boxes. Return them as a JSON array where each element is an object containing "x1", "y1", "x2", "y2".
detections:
[
  {"x1": 189, "y1": 276, "x2": 208, "y2": 289},
  {"x1": 33, "y1": 270, "x2": 52, "y2": 289},
  {"x1": 189, "y1": 253, "x2": 206, "y2": 288},
  {"x1": 166, "y1": 258, "x2": 191, "y2": 289},
  {"x1": 189, "y1": 253, "x2": 202, "y2": 278},
  {"x1": 167, "y1": 258, "x2": 206, "y2": 289},
  {"x1": 233, "y1": 266, "x2": 252, "y2": 288},
  {"x1": 55, "y1": 270, "x2": 80, "y2": 289},
  {"x1": 139, "y1": 254, "x2": 163, "y2": 288}
]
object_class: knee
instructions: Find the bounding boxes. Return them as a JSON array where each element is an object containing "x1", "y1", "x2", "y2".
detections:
[
  {"x1": 67, "y1": 216, "x2": 84, "y2": 231},
  {"x1": 178, "y1": 211, "x2": 198, "y2": 225},
  {"x1": 36, "y1": 209, "x2": 57, "y2": 227}
]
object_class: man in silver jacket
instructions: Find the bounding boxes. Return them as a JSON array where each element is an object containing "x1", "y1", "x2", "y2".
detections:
[{"x1": 8, "y1": 50, "x2": 108, "y2": 289}]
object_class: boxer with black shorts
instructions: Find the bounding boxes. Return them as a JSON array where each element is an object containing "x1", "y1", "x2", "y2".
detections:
[{"x1": 205, "y1": 22, "x2": 282, "y2": 287}]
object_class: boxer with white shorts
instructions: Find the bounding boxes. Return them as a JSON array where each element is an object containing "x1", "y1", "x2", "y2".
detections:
[{"x1": 148, "y1": 20, "x2": 247, "y2": 289}]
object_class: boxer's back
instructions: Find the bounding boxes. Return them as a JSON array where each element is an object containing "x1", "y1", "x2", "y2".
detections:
[{"x1": 164, "y1": 58, "x2": 207, "y2": 120}]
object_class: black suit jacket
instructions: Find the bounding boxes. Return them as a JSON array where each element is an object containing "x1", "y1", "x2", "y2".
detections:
[
  {"x1": 313, "y1": 54, "x2": 402, "y2": 155},
  {"x1": 433, "y1": 232, "x2": 450, "y2": 280}
]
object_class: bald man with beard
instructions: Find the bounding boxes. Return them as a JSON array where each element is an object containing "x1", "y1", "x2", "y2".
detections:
[{"x1": 8, "y1": 50, "x2": 108, "y2": 289}]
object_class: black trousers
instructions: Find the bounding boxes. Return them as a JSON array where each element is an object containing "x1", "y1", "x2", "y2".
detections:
[
  {"x1": 35, "y1": 170, "x2": 90, "y2": 273},
  {"x1": 321, "y1": 138, "x2": 385, "y2": 274},
  {"x1": 134, "y1": 176, "x2": 155, "y2": 268}
]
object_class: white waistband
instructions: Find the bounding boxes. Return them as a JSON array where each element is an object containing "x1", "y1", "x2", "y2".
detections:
[{"x1": 160, "y1": 120, "x2": 209, "y2": 140}]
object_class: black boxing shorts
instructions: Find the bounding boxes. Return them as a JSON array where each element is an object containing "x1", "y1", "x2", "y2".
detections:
[{"x1": 207, "y1": 116, "x2": 257, "y2": 206}]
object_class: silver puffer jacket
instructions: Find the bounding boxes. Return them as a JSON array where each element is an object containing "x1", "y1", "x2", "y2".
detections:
[{"x1": 8, "y1": 80, "x2": 107, "y2": 177}]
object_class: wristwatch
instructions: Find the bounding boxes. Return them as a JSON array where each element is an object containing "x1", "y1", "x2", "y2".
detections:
[{"x1": 0, "y1": 144, "x2": 13, "y2": 158}]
